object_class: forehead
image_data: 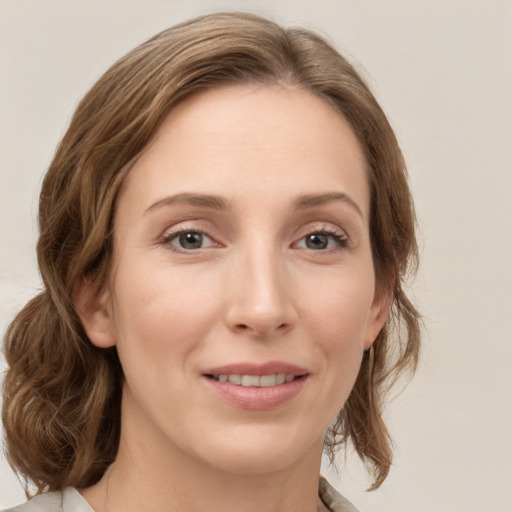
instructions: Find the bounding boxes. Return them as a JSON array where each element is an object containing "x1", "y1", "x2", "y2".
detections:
[{"x1": 119, "y1": 85, "x2": 369, "y2": 216}]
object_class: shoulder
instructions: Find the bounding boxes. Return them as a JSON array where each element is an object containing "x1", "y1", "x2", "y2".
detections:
[
  {"x1": 319, "y1": 477, "x2": 360, "y2": 512},
  {"x1": 2, "y1": 491, "x2": 63, "y2": 512},
  {"x1": 3, "y1": 488, "x2": 93, "y2": 512}
]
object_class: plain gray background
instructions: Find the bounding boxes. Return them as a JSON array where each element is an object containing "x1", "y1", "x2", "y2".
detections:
[{"x1": 1, "y1": 1, "x2": 511, "y2": 511}]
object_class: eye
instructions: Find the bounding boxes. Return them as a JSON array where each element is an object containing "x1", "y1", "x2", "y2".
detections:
[
  {"x1": 295, "y1": 231, "x2": 347, "y2": 250},
  {"x1": 165, "y1": 230, "x2": 216, "y2": 251}
]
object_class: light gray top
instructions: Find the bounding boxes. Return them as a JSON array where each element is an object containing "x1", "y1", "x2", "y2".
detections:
[
  {"x1": 3, "y1": 477, "x2": 359, "y2": 512},
  {"x1": 2, "y1": 487, "x2": 93, "y2": 512}
]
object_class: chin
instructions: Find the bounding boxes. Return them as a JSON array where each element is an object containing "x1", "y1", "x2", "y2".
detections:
[{"x1": 187, "y1": 427, "x2": 324, "y2": 476}]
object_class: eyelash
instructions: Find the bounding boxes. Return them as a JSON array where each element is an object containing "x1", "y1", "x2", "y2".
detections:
[
  {"x1": 159, "y1": 226, "x2": 348, "y2": 253},
  {"x1": 294, "y1": 229, "x2": 348, "y2": 251},
  {"x1": 160, "y1": 229, "x2": 215, "y2": 252}
]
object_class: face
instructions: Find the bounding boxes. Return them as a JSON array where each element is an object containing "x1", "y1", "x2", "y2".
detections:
[{"x1": 79, "y1": 85, "x2": 390, "y2": 475}]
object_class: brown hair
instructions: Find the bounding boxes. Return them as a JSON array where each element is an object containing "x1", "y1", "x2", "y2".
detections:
[{"x1": 2, "y1": 11, "x2": 420, "y2": 493}]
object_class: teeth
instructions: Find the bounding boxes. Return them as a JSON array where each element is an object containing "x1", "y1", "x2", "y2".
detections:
[
  {"x1": 228, "y1": 375, "x2": 241, "y2": 385},
  {"x1": 259, "y1": 374, "x2": 276, "y2": 387},
  {"x1": 214, "y1": 373, "x2": 298, "y2": 387},
  {"x1": 241, "y1": 375, "x2": 260, "y2": 387}
]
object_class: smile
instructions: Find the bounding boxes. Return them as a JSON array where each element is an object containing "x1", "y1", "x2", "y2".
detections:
[
  {"x1": 202, "y1": 364, "x2": 309, "y2": 410},
  {"x1": 206, "y1": 373, "x2": 299, "y2": 387}
]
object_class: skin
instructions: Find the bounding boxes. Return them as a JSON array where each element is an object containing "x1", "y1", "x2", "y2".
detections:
[{"x1": 76, "y1": 85, "x2": 391, "y2": 512}]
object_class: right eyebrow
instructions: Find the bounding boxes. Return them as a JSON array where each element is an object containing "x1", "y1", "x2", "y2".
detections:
[{"x1": 144, "y1": 193, "x2": 231, "y2": 215}]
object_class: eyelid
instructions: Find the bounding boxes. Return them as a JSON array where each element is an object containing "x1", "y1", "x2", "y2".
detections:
[
  {"x1": 156, "y1": 220, "x2": 348, "y2": 252},
  {"x1": 158, "y1": 221, "x2": 220, "y2": 252},
  {"x1": 291, "y1": 223, "x2": 349, "y2": 250},
  {"x1": 166, "y1": 230, "x2": 215, "y2": 250}
]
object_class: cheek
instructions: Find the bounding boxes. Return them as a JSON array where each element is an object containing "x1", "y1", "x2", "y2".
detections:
[
  {"x1": 110, "y1": 262, "x2": 220, "y2": 370},
  {"x1": 302, "y1": 267, "x2": 375, "y2": 343},
  {"x1": 300, "y1": 267, "x2": 375, "y2": 398}
]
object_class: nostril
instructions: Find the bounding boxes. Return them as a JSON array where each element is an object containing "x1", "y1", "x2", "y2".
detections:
[{"x1": 233, "y1": 322, "x2": 289, "y2": 335}]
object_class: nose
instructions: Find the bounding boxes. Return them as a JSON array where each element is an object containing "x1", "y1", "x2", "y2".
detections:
[{"x1": 225, "y1": 246, "x2": 298, "y2": 338}]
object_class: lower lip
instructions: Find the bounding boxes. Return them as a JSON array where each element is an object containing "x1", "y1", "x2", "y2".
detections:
[{"x1": 203, "y1": 376, "x2": 308, "y2": 410}]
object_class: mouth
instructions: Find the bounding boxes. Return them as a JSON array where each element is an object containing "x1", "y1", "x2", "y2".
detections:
[
  {"x1": 204, "y1": 373, "x2": 307, "y2": 387},
  {"x1": 201, "y1": 362, "x2": 309, "y2": 409}
]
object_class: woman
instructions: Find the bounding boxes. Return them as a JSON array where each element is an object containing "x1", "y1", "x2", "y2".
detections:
[{"x1": 2, "y1": 12, "x2": 420, "y2": 512}]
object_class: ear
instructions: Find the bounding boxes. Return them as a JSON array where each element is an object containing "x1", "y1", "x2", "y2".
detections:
[
  {"x1": 363, "y1": 284, "x2": 393, "y2": 351},
  {"x1": 73, "y1": 277, "x2": 117, "y2": 348}
]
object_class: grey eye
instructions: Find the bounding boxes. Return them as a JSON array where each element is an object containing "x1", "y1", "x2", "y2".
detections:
[
  {"x1": 294, "y1": 230, "x2": 347, "y2": 251},
  {"x1": 178, "y1": 232, "x2": 203, "y2": 249},
  {"x1": 169, "y1": 231, "x2": 214, "y2": 250},
  {"x1": 305, "y1": 233, "x2": 330, "y2": 250}
]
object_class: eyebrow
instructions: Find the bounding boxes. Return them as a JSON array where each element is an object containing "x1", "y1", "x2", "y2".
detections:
[
  {"x1": 145, "y1": 191, "x2": 364, "y2": 219},
  {"x1": 145, "y1": 193, "x2": 231, "y2": 214},
  {"x1": 295, "y1": 192, "x2": 364, "y2": 219}
]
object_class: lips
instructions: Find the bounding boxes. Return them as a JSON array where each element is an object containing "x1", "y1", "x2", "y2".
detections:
[{"x1": 202, "y1": 362, "x2": 309, "y2": 410}]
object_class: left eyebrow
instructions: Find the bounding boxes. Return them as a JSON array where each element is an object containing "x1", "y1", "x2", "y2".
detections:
[
  {"x1": 294, "y1": 192, "x2": 365, "y2": 220},
  {"x1": 144, "y1": 193, "x2": 231, "y2": 215}
]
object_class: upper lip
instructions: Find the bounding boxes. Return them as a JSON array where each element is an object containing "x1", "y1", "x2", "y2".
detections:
[{"x1": 202, "y1": 361, "x2": 309, "y2": 376}]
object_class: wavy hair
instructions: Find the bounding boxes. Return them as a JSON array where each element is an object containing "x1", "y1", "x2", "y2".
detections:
[{"x1": 2, "y1": 11, "x2": 420, "y2": 493}]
